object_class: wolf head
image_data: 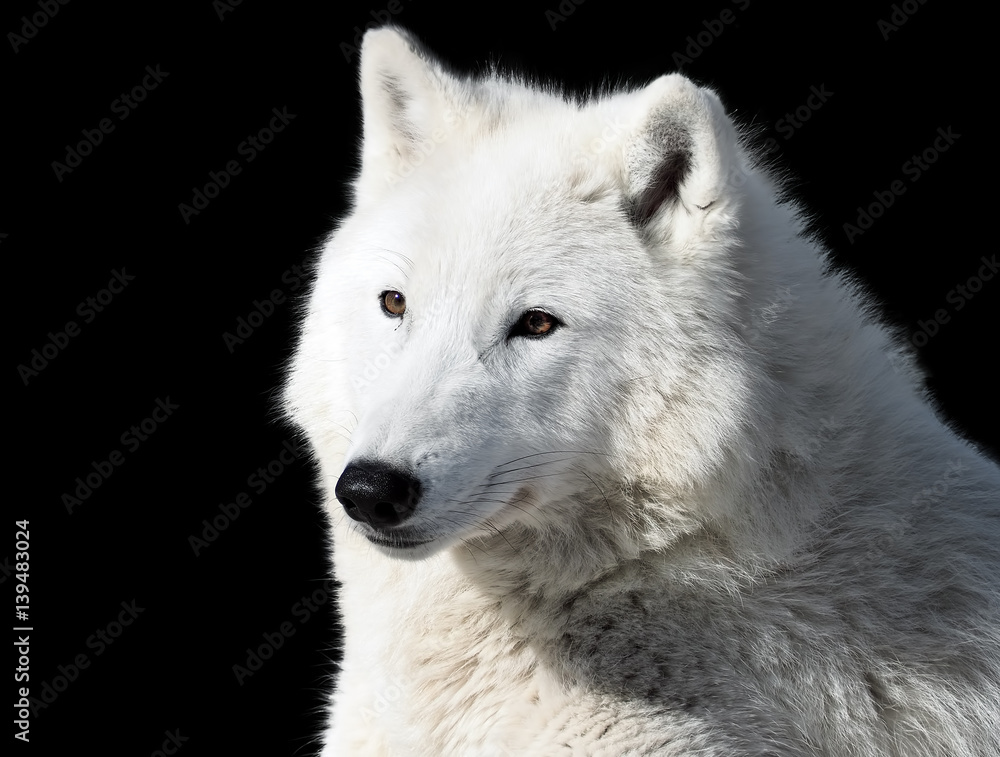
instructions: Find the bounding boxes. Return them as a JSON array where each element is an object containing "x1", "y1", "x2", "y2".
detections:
[{"x1": 285, "y1": 27, "x2": 798, "y2": 562}]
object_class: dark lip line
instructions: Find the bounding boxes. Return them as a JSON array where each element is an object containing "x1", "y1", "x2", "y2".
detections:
[{"x1": 364, "y1": 533, "x2": 434, "y2": 549}]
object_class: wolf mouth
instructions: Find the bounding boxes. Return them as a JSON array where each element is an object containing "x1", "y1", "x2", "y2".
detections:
[{"x1": 363, "y1": 531, "x2": 434, "y2": 549}]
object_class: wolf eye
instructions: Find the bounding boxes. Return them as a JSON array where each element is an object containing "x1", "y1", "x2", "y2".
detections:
[
  {"x1": 380, "y1": 290, "x2": 406, "y2": 317},
  {"x1": 509, "y1": 309, "x2": 561, "y2": 338}
]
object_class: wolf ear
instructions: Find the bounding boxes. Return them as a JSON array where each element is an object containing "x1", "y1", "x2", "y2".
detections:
[
  {"x1": 621, "y1": 74, "x2": 741, "y2": 247},
  {"x1": 355, "y1": 27, "x2": 466, "y2": 204}
]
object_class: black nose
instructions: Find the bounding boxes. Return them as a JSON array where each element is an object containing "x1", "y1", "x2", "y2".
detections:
[{"x1": 335, "y1": 461, "x2": 422, "y2": 528}]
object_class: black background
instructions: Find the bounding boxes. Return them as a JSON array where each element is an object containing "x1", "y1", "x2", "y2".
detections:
[{"x1": 8, "y1": 1, "x2": 996, "y2": 755}]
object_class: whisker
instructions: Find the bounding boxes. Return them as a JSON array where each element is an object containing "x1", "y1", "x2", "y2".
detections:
[
  {"x1": 481, "y1": 471, "x2": 573, "y2": 487},
  {"x1": 487, "y1": 457, "x2": 576, "y2": 479},
  {"x1": 369, "y1": 247, "x2": 414, "y2": 277},
  {"x1": 492, "y1": 450, "x2": 609, "y2": 470},
  {"x1": 579, "y1": 469, "x2": 615, "y2": 521},
  {"x1": 442, "y1": 496, "x2": 517, "y2": 506}
]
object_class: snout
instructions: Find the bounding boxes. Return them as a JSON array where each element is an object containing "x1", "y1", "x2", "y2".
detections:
[{"x1": 335, "y1": 460, "x2": 422, "y2": 528}]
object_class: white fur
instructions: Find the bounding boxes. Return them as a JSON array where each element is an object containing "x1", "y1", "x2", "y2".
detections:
[{"x1": 284, "y1": 26, "x2": 1000, "y2": 756}]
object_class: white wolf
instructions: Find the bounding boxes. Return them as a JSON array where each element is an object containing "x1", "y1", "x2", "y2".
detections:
[{"x1": 284, "y1": 26, "x2": 1000, "y2": 756}]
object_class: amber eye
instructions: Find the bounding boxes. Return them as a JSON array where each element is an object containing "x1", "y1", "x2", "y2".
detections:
[
  {"x1": 380, "y1": 290, "x2": 406, "y2": 317},
  {"x1": 509, "y1": 309, "x2": 560, "y2": 338}
]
